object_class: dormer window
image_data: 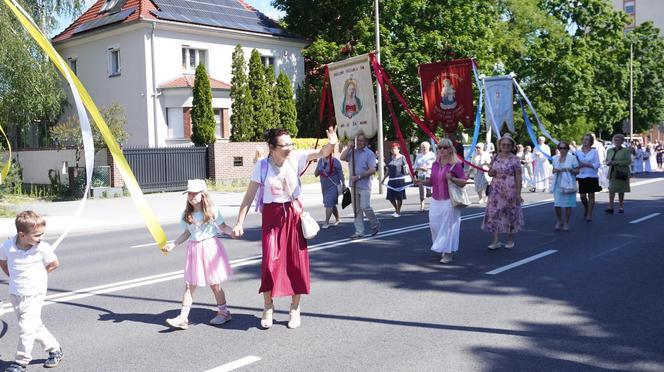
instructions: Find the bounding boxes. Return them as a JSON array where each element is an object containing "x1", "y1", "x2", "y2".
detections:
[{"x1": 99, "y1": 0, "x2": 125, "y2": 14}]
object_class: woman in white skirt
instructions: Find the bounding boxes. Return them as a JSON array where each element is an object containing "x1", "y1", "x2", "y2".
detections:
[{"x1": 416, "y1": 138, "x2": 467, "y2": 264}]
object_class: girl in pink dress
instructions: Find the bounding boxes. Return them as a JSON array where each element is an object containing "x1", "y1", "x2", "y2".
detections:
[
  {"x1": 161, "y1": 179, "x2": 234, "y2": 330},
  {"x1": 482, "y1": 134, "x2": 524, "y2": 249}
]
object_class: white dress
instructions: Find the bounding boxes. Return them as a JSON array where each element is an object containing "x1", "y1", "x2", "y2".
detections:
[{"x1": 533, "y1": 144, "x2": 552, "y2": 191}]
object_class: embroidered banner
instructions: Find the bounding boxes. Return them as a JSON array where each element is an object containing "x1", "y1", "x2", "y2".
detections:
[
  {"x1": 484, "y1": 75, "x2": 514, "y2": 134},
  {"x1": 418, "y1": 59, "x2": 474, "y2": 133},
  {"x1": 328, "y1": 54, "x2": 378, "y2": 139}
]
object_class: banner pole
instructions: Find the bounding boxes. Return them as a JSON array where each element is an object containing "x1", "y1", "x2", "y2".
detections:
[
  {"x1": 352, "y1": 137, "x2": 358, "y2": 219},
  {"x1": 375, "y1": 0, "x2": 384, "y2": 194}
]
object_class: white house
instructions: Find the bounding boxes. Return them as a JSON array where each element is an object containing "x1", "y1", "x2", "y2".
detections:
[{"x1": 53, "y1": 0, "x2": 308, "y2": 147}]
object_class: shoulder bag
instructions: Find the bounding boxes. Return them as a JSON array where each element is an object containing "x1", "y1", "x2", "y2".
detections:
[{"x1": 447, "y1": 164, "x2": 470, "y2": 208}]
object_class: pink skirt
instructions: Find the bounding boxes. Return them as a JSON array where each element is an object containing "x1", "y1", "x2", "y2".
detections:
[
  {"x1": 184, "y1": 237, "x2": 233, "y2": 286},
  {"x1": 260, "y1": 202, "x2": 310, "y2": 297}
]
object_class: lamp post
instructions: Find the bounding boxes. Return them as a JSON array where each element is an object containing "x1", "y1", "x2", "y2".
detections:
[
  {"x1": 375, "y1": 0, "x2": 384, "y2": 194},
  {"x1": 630, "y1": 40, "x2": 634, "y2": 142}
]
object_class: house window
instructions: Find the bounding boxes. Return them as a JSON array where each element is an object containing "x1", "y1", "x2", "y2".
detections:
[
  {"x1": 624, "y1": 1, "x2": 635, "y2": 14},
  {"x1": 99, "y1": 0, "x2": 122, "y2": 14},
  {"x1": 213, "y1": 108, "x2": 225, "y2": 138},
  {"x1": 68, "y1": 57, "x2": 77, "y2": 75},
  {"x1": 107, "y1": 46, "x2": 121, "y2": 77},
  {"x1": 166, "y1": 108, "x2": 184, "y2": 139},
  {"x1": 261, "y1": 56, "x2": 275, "y2": 68},
  {"x1": 182, "y1": 47, "x2": 207, "y2": 71}
]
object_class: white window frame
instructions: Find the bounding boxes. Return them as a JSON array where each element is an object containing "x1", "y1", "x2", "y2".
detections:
[
  {"x1": 261, "y1": 55, "x2": 275, "y2": 68},
  {"x1": 67, "y1": 56, "x2": 78, "y2": 75},
  {"x1": 181, "y1": 46, "x2": 207, "y2": 72},
  {"x1": 107, "y1": 45, "x2": 121, "y2": 77},
  {"x1": 99, "y1": 0, "x2": 121, "y2": 13}
]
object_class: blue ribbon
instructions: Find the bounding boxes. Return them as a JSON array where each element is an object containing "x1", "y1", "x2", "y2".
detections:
[
  {"x1": 516, "y1": 91, "x2": 553, "y2": 161},
  {"x1": 466, "y1": 61, "x2": 484, "y2": 160}
]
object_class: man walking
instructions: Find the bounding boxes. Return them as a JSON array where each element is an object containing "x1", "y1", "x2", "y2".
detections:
[{"x1": 341, "y1": 134, "x2": 380, "y2": 239}]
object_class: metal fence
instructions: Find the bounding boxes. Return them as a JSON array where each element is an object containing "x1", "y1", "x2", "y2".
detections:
[{"x1": 123, "y1": 146, "x2": 208, "y2": 192}]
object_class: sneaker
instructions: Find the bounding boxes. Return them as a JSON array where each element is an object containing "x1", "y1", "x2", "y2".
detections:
[
  {"x1": 287, "y1": 307, "x2": 301, "y2": 329},
  {"x1": 210, "y1": 310, "x2": 232, "y2": 325},
  {"x1": 261, "y1": 305, "x2": 274, "y2": 329},
  {"x1": 391, "y1": 212, "x2": 400, "y2": 218},
  {"x1": 166, "y1": 316, "x2": 189, "y2": 330},
  {"x1": 44, "y1": 348, "x2": 64, "y2": 368},
  {"x1": 332, "y1": 220, "x2": 340, "y2": 226},
  {"x1": 4, "y1": 363, "x2": 26, "y2": 372},
  {"x1": 321, "y1": 223, "x2": 330, "y2": 229},
  {"x1": 349, "y1": 233, "x2": 364, "y2": 240},
  {"x1": 487, "y1": 242, "x2": 502, "y2": 250}
]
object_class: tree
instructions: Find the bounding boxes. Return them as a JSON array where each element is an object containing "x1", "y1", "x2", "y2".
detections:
[
  {"x1": 276, "y1": 71, "x2": 298, "y2": 136},
  {"x1": 264, "y1": 64, "x2": 280, "y2": 128},
  {"x1": 248, "y1": 49, "x2": 273, "y2": 139},
  {"x1": 49, "y1": 102, "x2": 130, "y2": 166},
  {"x1": 628, "y1": 22, "x2": 664, "y2": 133},
  {"x1": 0, "y1": 0, "x2": 85, "y2": 147},
  {"x1": 190, "y1": 64, "x2": 216, "y2": 145},
  {"x1": 230, "y1": 44, "x2": 254, "y2": 141}
]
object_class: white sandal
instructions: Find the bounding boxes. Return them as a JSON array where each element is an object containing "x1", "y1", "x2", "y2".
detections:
[
  {"x1": 261, "y1": 304, "x2": 274, "y2": 329},
  {"x1": 287, "y1": 306, "x2": 301, "y2": 329}
]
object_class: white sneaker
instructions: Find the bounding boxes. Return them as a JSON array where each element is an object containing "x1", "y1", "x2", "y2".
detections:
[
  {"x1": 166, "y1": 316, "x2": 189, "y2": 330},
  {"x1": 391, "y1": 212, "x2": 400, "y2": 218},
  {"x1": 287, "y1": 307, "x2": 301, "y2": 329},
  {"x1": 210, "y1": 310, "x2": 232, "y2": 325},
  {"x1": 321, "y1": 223, "x2": 330, "y2": 229},
  {"x1": 261, "y1": 306, "x2": 274, "y2": 329}
]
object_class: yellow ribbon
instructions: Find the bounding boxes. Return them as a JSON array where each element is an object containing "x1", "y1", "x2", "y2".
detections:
[
  {"x1": 0, "y1": 124, "x2": 10, "y2": 184},
  {"x1": 3, "y1": 0, "x2": 167, "y2": 252}
]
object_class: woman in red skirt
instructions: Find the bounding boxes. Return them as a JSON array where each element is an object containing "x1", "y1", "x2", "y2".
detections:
[{"x1": 233, "y1": 126, "x2": 338, "y2": 329}]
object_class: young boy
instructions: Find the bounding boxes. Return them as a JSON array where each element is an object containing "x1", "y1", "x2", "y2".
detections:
[{"x1": 0, "y1": 211, "x2": 64, "y2": 371}]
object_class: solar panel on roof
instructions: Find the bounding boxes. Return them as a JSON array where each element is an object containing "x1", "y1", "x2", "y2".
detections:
[
  {"x1": 151, "y1": 0, "x2": 298, "y2": 38},
  {"x1": 73, "y1": 7, "x2": 136, "y2": 35}
]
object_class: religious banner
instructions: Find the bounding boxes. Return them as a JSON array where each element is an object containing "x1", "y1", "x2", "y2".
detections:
[
  {"x1": 484, "y1": 75, "x2": 515, "y2": 134},
  {"x1": 328, "y1": 53, "x2": 378, "y2": 139},
  {"x1": 418, "y1": 59, "x2": 474, "y2": 133}
]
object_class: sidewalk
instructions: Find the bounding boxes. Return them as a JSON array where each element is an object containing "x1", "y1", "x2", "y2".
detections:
[{"x1": 0, "y1": 180, "x2": 388, "y2": 238}]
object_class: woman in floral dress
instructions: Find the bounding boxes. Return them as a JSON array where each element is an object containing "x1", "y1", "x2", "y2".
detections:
[{"x1": 482, "y1": 134, "x2": 524, "y2": 250}]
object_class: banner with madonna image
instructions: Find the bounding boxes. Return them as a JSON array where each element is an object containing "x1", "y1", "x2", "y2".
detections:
[
  {"x1": 418, "y1": 59, "x2": 475, "y2": 133},
  {"x1": 484, "y1": 75, "x2": 515, "y2": 134},
  {"x1": 328, "y1": 53, "x2": 378, "y2": 140}
]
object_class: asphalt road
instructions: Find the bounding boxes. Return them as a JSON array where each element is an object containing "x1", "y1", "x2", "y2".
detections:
[{"x1": 1, "y1": 175, "x2": 663, "y2": 371}]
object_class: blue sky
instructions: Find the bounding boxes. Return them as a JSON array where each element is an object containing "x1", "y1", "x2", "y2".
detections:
[{"x1": 52, "y1": 0, "x2": 284, "y2": 36}]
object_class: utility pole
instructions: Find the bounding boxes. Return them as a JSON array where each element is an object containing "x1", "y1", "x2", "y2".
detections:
[{"x1": 375, "y1": 0, "x2": 384, "y2": 194}]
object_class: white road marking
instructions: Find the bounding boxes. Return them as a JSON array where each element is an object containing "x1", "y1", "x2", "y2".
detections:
[
  {"x1": 629, "y1": 213, "x2": 661, "y2": 224},
  {"x1": 485, "y1": 250, "x2": 558, "y2": 275},
  {"x1": 205, "y1": 356, "x2": 261, "y2": 372},
  {"x1": 590, "y1": 242, "x2": 631, "y2": 260}
]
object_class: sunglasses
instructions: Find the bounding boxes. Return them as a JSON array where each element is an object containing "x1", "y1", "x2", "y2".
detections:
[
  {"x1": 276, "y1": 143, "x2": 295, "y2": 149},
  {"x1": 438, "y1": 146, "x2": 451, "y2": 150},
  {"x1": 558, "y1": 147, "x2": 569, "y2": 150}
]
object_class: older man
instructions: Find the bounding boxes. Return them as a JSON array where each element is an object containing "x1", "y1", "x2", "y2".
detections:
[
  {"x1": 414, "y1": 142, "x2": 436, "y2": 211},
  {"x1": 340, "y1": 134, "x2": 380, "y2": 239}
]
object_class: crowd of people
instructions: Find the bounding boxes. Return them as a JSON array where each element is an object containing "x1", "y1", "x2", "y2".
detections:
[{"x1": 1, "y1": 127, "x2": 660, "y2": 371}]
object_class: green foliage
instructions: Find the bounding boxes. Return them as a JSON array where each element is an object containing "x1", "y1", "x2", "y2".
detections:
[
  {"x1": 276, "y1": 71, "x2": 298, "y2": 136},
  {"x1": 50, "y1": 102, "x2": 130, "y2": 165},
  {"x1": 0, "y1": 159, "x2": 23, "y2": 195},
  {"x1": 230, "y1": 44, "x2": 255, "y2": 141},
  {"x1": 628, "y1": 22, "x2": 664, "y2": 133},
  {"x1": 190, "y1": 64, "x2": 216, "y2": 145},
  {"x1": 248, "y1": 49, "x2": 273, "y2": 139},
  {"x1": 264, "y1": 64, "x2": 280, "y2": 128}
]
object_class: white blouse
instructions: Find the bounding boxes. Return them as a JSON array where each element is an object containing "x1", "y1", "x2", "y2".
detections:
[{"x1": 575, "y1": 148, "x2": 600, "y2": 179}]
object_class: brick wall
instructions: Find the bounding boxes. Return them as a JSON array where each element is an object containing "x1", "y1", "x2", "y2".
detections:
[
  {"x1": 107, "y1": 148, "x2": 125, "y2": 188},
  {"x1": 208, "y1": 142, "x2": 345, "y2": 182}
]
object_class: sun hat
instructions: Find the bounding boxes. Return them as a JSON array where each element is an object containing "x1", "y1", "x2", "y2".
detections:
[{"x1": 183, "y1": 179, "x2": 207, "y2": 194}]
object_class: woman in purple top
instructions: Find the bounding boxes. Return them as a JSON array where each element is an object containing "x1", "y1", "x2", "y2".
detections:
[
  {"x1": 417, "y1": 138, "x2": 467, "y2": 264},
  {"x1": 482, "y1": 134, "x2": 524, "y2": 250}
]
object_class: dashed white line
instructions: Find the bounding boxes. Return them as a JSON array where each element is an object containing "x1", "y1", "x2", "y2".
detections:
[
  {"x1": 205, "y1": 356, "x2": 261, "y2": 372},
  {"x1": 485, "y1": 250, "x2": 558, "y2": 275},
  {"x1": 629, "y1": 213, "x2": 661, "y2": 224}
]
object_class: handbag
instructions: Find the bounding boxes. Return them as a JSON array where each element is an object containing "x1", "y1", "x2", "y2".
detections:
[
  {"x1": 609, "y1": 148, "x2": 629, "y2": 180},
  {"x1": 447, "y1": 179, "x2": 471, "y2": 208},
  {"x1": 559, "y1": 172, "x2": 577, "y2": 193},
  {"x1": 285, "y1": 160, "x2": 320, "y2": 240},
  {"x1": 341, "y1": 187, "x2": 352, "y2": 209}
]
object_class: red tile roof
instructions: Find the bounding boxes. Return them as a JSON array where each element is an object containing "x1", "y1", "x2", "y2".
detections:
[
  {"x1": 53, "y1": 0, "x2": 158, "y2": 43},
  {"x1": 159, "y1": 75, "x2": 231, "y2": 90}
]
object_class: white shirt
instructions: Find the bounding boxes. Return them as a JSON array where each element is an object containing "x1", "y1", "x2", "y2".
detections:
[
  {"x1": 414, "y1": 151, "x2": 436, "y2": 177},
  {"x1": 0, "y1": 236, "x2": 57, "y2": 296},
  {"x1": 251, "y1": 151, "x2": 309, "y2": 204},
  {"x1": 534, "y1": 143, "x2": 551, "y2": 163},
  {"x1": 575, "y1": 148, "x2": 600, "y2": 179}
]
